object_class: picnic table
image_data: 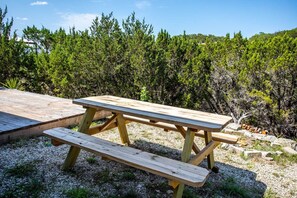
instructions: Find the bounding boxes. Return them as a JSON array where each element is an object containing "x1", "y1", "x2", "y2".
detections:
[{"x1": 44, "y1": 95, "x2": 235, "y2": 198}]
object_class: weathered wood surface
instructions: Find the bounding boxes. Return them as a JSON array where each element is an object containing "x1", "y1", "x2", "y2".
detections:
[
  {"x1": 74, "y1": 95, "x2": 232, "y2": 132},
  {"x1": 44, "y1": 127, "x2": 210, "y2": 187},
  {"x1": 0, "y1": 88, "x2": 110, "y2": 143}
]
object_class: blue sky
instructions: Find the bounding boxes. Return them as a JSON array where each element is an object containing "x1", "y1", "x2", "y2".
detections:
[{"x1": 1, "y1": 0, "x2": 297, "y2": 38}]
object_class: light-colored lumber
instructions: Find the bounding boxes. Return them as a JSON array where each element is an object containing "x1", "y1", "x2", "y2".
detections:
[
  {"x1": 195, "y1": 131, "x2": 238, "y2": 144},
  {"x1": 0, "y1": 88, "x2": 111, "y2": 144},
  {"x1": 189, "y1": 141, "x2": 220, "y2": 165},
  {"x1": 204, "y1": 131, "x2": 215, "y2": 170},
  {"x1": 43, "y1": 127, "x2": 209, "y2": 187},
  {"x1": 175, "y1": 125, "x2": 200, "y2": 154},
  {"x1": 63, "y1": 108, "x2": 97, "y2": 170},
  {"x1": 73, "y1": 95, "x2": 232, "y2": 132},
  {"x1": 88, "y1": 122, "x2": 118, "y2": 135},
  {"x1": 116, "y1": 114, "x2": 130, "y2": 145},
  {"x1": 88, "y1": 114, "x2": 118, "y2": 135},
  {"x1": 173, "y1": 128, "x2": 195, "y2": 198},
  {"x1": 124, "y1": 115, "x2": 178, "y2": 131},
  {"x1": 124, "y1": 115, "x2": 238, "y2": 145}
]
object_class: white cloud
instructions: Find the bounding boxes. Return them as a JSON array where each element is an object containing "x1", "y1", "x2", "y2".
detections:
[
  {"x1": 30, "y1": 1, "x2": 48, "y2": 6},
  {"x1": 16, "y1": 17, "x2": 28, "y2": 21},
  {"x1": 58, "y1": 13, "x2": 98, "y2": 31},
  {"x1": 135, "y1": 1, "x2": 151, "y2": 9}
]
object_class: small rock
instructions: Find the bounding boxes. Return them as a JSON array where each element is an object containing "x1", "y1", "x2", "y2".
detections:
[
  {"x1": 261, "y1": 135, "x2": 277, "y2": 143},
  {"x1": 251, "y1": 133, "x2": 268, "y2": 141},
  {"x1": 221, "y1": 143, "x2": 230, "y2": 150},
  {"x1": 155, "y1": 190, "x2": 160, "y2": 193},
  {"x1": 136, "y1": 184, "x2": 143, "y2": 191},
  {"x1": 243, "y1": 130, "x2": 253, "y2": 138},
  {"x1": 223, "y1": 128, "x2": 237, "y2": 133},
  {"x1": 282, "y1": 147, "x2": 297, "y2": 155},
  {"x1": 275, "y1": 151, "x2": 283, "y2": 156},
  {"x1": 226, "y1": 123, "x2": 241, "y2": 131},
  {"x1": 261, "y1": 151, "x2": 271, "y2": 158},
  {"x1": 263, "y1": 157, "x2": 274, "y2": 161},
  {"x1": 291, "y1": 143, "x2": 297, "y2": 151},
  {"x1": 271, "y1": 138, "x2": 297, "y2": 149},
  {"x1": 167, "y1": 190, "x2": 173, "y2": 194},
  {"x1": 229, "y1": 145, "x2": 245, "y2": 154},
  {"x1": 243, "y1": 150, "x2": 262, "y2": 158}
]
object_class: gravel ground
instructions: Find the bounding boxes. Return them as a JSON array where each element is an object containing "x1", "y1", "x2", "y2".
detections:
[{"x1": 0, "y1": 123, "x2": 296, "y2": 198}]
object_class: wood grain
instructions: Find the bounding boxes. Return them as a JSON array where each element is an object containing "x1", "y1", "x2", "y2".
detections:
[
  {"x1": 44, "y1": 127, "x2": 209, "y2": 187},
  {"x1": 73, "y1": 95, "x2": 232, "y2": 132},
  {"x1": 0, "y1": 88, "x2": 111, "y2": 136}
]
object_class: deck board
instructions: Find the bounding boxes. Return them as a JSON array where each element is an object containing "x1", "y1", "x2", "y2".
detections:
[{"x1": 0, "y1": 88, "x2": 110, "y2": 144}]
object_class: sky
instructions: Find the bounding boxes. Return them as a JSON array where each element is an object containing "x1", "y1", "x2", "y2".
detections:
[{"x1": 1, "y1": 0, "x2": 297, "y2": 38}]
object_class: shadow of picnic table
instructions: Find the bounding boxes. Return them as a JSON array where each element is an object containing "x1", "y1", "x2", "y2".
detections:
[{"x1": 131, "y1": 139, "x2": 267, "y2": 198}]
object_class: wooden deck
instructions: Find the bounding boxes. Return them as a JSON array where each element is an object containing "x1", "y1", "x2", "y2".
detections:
[{"x1": 0, "y1": 88, "x2": 110, "y2": 144}]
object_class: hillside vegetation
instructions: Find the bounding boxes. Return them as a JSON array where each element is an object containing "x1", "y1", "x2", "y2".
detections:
[{"x1": 0, "y1": 7, "x2": 296, "y2": 138}]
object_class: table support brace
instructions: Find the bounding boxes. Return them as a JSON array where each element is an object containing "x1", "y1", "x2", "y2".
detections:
[
  {"x1": 62, "y1": 107, "x2": 96, "y2": 170},
  {"x1": 173, "y1": 128, "x2": 195, "y2": 198}
]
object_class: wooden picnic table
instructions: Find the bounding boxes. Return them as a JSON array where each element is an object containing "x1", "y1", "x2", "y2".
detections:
[{"x1": 44, "y1": 95, "x2": 233, "y2": 198}]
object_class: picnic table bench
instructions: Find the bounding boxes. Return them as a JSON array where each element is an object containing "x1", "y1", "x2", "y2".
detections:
[{"x1": 44, "y1": 95, "x2": 236, "y2": 198}]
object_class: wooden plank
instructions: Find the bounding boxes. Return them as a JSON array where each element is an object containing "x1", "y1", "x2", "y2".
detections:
[
  {"x1": 124, "y1": 115, "x2": 237, "y2": 145},
  {"x1": 189, "y1": 141, "x2": 220, "y2": 165},
  {"x1": 63, "y1": 108, "x2": 97, "y2": 170},
  {"x1": 88, "y1": 114, "x2": 118, "y2": 135},
  {"x1": 175, "y1": 125, "x2": 200, "y2": 154},
  {"x1": 0, "y1": 88, "x2": 111, "y2": 140},
  {"x1": 116, "y1": 114, "x2": 130, "y2": 145},
  {"x1": 204, "y1": 131, "x2": 215, "y2": 170},
  {"x1": 173, "y1": 128, "x2": 195, "y2": 197},
  {"x1": 0, "y1": 115, "x2": 90, "y2": 144},
  {"x1": 124, "y1": 115, "x2": 178, "y2": 132},
  {"x1": 195, "y1": 131, "x2": 238, "y2": 144},
  {"x1": 73, "y1": 96, "x2": 232, "y2": 132},
  {"x1": 88, "y1": 122, "x2": 118, "y2": 135},
  {"x1": 44, "y1": 127, "x2": 209, "y2": 187}
]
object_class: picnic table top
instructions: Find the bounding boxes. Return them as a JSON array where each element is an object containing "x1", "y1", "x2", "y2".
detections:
[{"x1": 73, "y1": 95, "x2": 232, "y2": 132}]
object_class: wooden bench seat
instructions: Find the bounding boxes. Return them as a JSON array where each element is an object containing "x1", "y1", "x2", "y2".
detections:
[
  {"x1": 43, "y1": 127, "x2": 209, "y2": 187},
  {"x1": 195, "y1": 131, "x2": 238, "y2": 144}
]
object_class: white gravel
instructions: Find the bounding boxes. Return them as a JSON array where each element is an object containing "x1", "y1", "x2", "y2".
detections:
[{"x1": 0, "y1": 123, "x2": 296, "y2": 197}]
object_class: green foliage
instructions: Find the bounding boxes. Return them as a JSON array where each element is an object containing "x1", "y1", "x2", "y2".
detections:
[
  {"x1": 121, "y1": 170, "x2": 136, "y2": 181},
  {"x1": 140, "y1": 86, "x2": 149, "y2": 101},
  {"x1": 94, "y1": 169, "x2": 112, "y2": 184},
  {"x1": 1, "y1": 78, "x2": 24, "y2": 90},
  {"x1": 5, "y1": 162, "x2": 36, "y2": 178},
  {"x1": 121, "y1": 190, "x2": 138, "y2": 198},
  {"x1": 250, "y1": 140, "x2": 282, "y2": 152},
  {"x1": 65, "y1": 187, "x2": 95, "y2": 198},
  {"x1": 217, "y1": 177, "x2": 250, "y2": 198},
  {"x1": 1, "y1": 5, "x2": 297, "y2": 138},
  {"x1": 263, "y1": 188, "x2": 278, "y2": 198},
  {"x1": 271, "y1": 152, "x2": 297, "y2": 165},
  {"x1": 1, "y1": 178, "x2": 44, "y2": 198},
  {"x1": 86, "y1": 156, "x2": 97, "y2": 164}
]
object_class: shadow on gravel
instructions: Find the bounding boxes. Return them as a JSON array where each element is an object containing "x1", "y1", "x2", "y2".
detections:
[{"x1": 132, "y1": 139, "x2": 267, "y2": 198}]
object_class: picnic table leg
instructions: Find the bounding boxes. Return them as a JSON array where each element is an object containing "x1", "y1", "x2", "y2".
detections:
[
  {"x1": 173, "y1": 128, "x2": 195, "y2": 198},
  {"x1": 204, "y1": 131, "x2": 218, "y2": 173},
  {"x1": 175, "y1": 125, "x2": 200, "y2": 154},
  {"x1": 116, "y1": 113, "x2": 130, "y2": 145},
  {"x1": 62, "y1": 107, "x2": 97, "y2": 170}
]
